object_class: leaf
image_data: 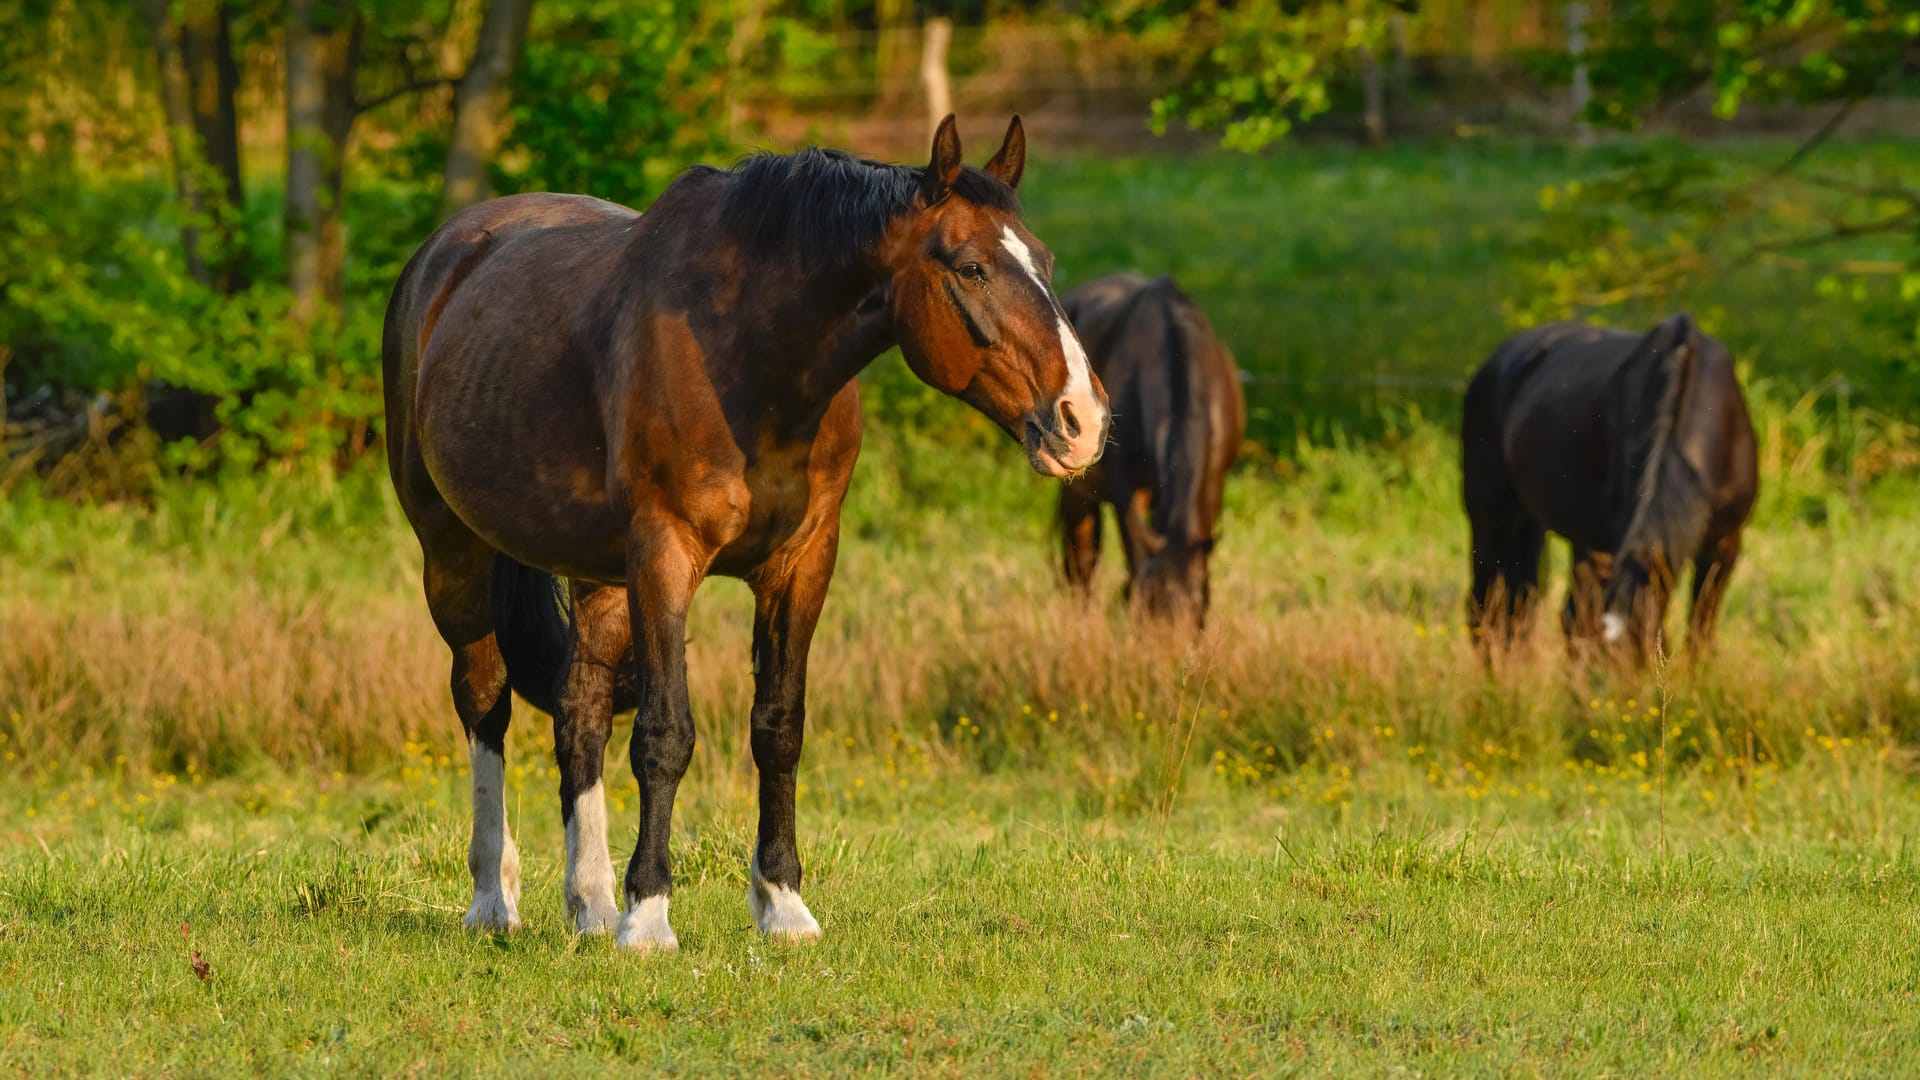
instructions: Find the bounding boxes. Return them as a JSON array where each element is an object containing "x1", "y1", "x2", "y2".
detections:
[{"x1": 190, "y1": 948, "x2": 211, "y2": 981}]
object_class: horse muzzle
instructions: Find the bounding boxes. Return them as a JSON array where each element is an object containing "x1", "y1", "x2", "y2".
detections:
[{"x1": 1023, "y1": 392, "x2": 1108, "y2": 477}]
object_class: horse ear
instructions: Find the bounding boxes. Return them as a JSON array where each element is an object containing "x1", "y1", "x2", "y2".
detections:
[
  {"x1": 921, "y1": 115, "x2": 963, "y2": 205},
  {"x1": 984, "y1": 116, "x2": 1026, "y2": 190}
]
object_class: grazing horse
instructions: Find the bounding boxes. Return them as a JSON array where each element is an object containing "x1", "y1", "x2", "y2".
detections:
[
  {"x1": 383, "y1": 117, "x2": 1109, "y2": 950},
  {"x1": 1056, "y1": 273, "x2": 1244, "y2": 625},
  {"x1": 1461, "y1": 314, "x2": 1757, "y2": 659}
]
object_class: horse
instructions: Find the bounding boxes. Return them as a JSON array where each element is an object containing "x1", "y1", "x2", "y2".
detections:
[
  {"x1": 1461, "y1": 313, "x2": 1758, "y2": 660},
  {"x1": 1056, "y1": 273, "x2": 1244, "y2": 625},
  {"x1": 382, "y1": 116, "x2": 1110, "y2": 951}
]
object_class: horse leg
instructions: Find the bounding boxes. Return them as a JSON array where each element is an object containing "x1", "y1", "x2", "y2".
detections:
[
  {"x1": 554, "y1": 584, "x2": 631, "y2": 934},
  {"x1": 422, "y1": 540, "x2": 521, "y2": 932},
  {"x1": 1501, "y1": 521, "x2": 1547, "y2": 642},
  {"x1": 1466, "y1": 507, "x2": 1544, "y2": 648},
  {"x1": 1462, "y1": 422, "x2": 1543, "y2": 648},
  {"x1": 1687, "y1": 528, "x2": 1742, "y2": 653},
  {"x1": 616, "y1": 525, "x2": 701, "y2": 952},
  {"x1": 1562, "y1": 547, "x2": 1611, "y2": 648},
  {"x1": 1118, "y1": 487, "x2": 1157, "y2": 605},
  {"x1": 1058, "y1": 482, "x2": 1103, "y2": 593},
  {"x1": 1607, "y1": 551, "x2": 1677, "y2": 663},
  {"x1": 745, "y1": 527, "x2": 839, "y2": 941}
]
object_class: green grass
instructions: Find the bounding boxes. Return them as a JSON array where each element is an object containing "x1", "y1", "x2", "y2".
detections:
[{"x1": 3, "y1": 763, "x2": 1918, "y2": 1075}]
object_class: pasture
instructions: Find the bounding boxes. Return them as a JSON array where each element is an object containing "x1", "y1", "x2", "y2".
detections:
[{"x1": 4, "y1": 141, "x2": 1919, "y2": 1074}]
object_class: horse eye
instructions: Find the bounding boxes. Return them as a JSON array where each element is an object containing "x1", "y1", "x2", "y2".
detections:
[{"x1": 957, "y1": 262, "x2": 985, "y2": 282}]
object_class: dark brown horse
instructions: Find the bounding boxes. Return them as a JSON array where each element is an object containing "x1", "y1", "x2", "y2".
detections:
[
  {"x1": 1462, "y1": 314, "x2": 1757, "y2": 659},
  {"x1": 1056, "y1": 273, "x2": 1244, "y2": 625},
  {"x1": 383, "y1": 117, "x2": 1109, "y2": 950}
]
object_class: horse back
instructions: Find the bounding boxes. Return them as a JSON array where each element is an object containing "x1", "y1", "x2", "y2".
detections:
[
  {"x1": 1473, "y1": 316, "x2": 1755, "y2": 556},
  {"x1": 1476, "y1": 321, "x2": 1652, "y2": 551}
]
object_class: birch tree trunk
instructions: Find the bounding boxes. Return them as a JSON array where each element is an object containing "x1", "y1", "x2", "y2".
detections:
[
  {"x1": 440, "y1": 0, "x2": 535, "y2": 218},
  {"x1": 920, "y1": 16, "x2": 952, "y2": 140}
]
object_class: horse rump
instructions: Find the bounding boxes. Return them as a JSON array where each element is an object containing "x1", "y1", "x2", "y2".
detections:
[{"x1": 1602, "y1": 314, "x2": 1716, "y2": 638}]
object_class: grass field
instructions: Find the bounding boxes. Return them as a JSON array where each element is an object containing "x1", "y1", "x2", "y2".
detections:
[
  {"x1": 4, "y1": 766, "x2": 1918, "y2": 1074},
  {"x1": 4, "y1": 138, "x2": 1919, "y2": 1074}
]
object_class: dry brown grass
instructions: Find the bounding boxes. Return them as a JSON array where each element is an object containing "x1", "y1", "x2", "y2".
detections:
[{"x1": 5, "y1": 442, "x2": 1915, "y2": 810}]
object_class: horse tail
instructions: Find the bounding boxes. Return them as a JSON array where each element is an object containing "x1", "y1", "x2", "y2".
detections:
[
  {"x1": 490, "y1": 557, "x2": 642, "y2": 715},
  {"x1": 1605, "y1": 314, "x2": 1714, "y2": 627},
  {"x1": 1147, "y1": 276, "x2": 1213, "y2": 545},
  {"x1": 489, "y1": 557, "x2": 571, "y2": 716}
]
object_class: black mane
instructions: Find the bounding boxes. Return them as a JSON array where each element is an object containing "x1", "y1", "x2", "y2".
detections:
[{"x1": 720, "y1": 147, "x2": 1020, "y2": 267}]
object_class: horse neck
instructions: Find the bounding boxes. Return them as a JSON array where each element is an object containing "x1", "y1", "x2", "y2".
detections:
[
  {"x1": 746, "y1": 265, "x2": 894, "y2": 427},
  {"x1": 607, "y1": 224, "x2": 892, "y2": 431}
]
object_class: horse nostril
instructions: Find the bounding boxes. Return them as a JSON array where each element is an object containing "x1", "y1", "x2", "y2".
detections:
[{"x1": 1057, "y1": 399, "x2": 1081, "y2": 440}]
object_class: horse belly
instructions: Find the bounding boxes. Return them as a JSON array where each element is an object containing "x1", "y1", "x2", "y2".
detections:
[{"x1": 415, "y1": 353, "x2": 631, "y2": 581}]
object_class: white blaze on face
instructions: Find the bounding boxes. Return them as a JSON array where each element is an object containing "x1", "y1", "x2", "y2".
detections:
[
  {"x1": 1000, "y1": 225, "x2": 1094, "y2": 401},
  {"x1": 464, "y1": 743, "x2": 522, "y2": 931},
  {"x1": 1602, "y1": 612, "x2": 1628, "y2": 643},
  {"x1": 564, "y1": 781, "x2": 620, "y2": 934}
]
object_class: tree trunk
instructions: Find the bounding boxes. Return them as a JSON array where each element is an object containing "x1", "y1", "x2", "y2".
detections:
[
  {"x1": 286, "y1": 0, "x2": 360, "y2": 324},
  {"x1": 142, "y1": 0, "x2": 247, "y2": 293},
  {"x1": 875, "y1": 0, "x2": 911, "y2": 111},
  {"x1": 724, "y1": 0, "x2": 767, "y2": 143},
  {"x1": 920, "y1": 16, "x2": 952, "y2": 141},
  {"x1": 141, "y1": 0, "x2": 245, "y2": 439},
  {"x1": 1565, "y1": 1, "x2": 1592, "y2": 142},
  {"x1": 1358, "y1": 44, "x2": 1386, "y2": 145},
  {"x1": 1388, "y1": 13, "x2": 1412, "y2": 128},
  {"x1": 440, "y1": 0, "x2": 535, "y2": 219}
]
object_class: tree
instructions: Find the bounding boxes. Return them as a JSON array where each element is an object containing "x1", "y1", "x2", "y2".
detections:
[
  {"x1": 286, "y1": 0, "x2": 362, "y2": 324},
  {"x1": 140, "y1": 0, "x2": 247, "y2": 295},
  {"x1": 440, "y1": 0, "x2": 536, "y2": 218},
  {"x1": 1517, "y1": 5, "x2": 1920, "y2": 341}
]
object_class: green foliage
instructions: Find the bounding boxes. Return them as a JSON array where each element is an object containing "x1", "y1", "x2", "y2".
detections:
[
  {"x1": 1097, "y1": 0, "x2": 1404, "y2": 151},
  {"x1": 1, "y1": 159, "x2": 405, "y2": 472},
  {"x1": 1571, "y1": 0, "x2": 1920, "y2": 126},
  {"x1": 1507, "y1": 3, "x2": 1920, "y2": 412},
  {"x1": 502, "y1": 0, "x2": 731, "y2": 204},
  {"x1": 2, "y1": 0, "x2": 735, "y2": 476}
]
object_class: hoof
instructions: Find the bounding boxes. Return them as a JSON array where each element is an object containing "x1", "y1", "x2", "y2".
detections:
[
  {"x1": 750, "y1": 866, "x2": 821, "y2": 942},
  {"x1": 615, "y1": 895, "x2": 678, "y2": 953},
  {"x1": 464, "y1": 887, "x2": 522, "y2": 932},
  {"x1": 570, "y1": 893, "x2": 621, "y2": 936}
]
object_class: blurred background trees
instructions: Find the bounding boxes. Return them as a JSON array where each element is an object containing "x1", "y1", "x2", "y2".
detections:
[{"x1": 2, "y1": 0, "x2": 1915, "y2": 491}]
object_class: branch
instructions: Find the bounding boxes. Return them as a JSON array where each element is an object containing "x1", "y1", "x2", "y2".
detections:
[
  {"x1": 1747, "y1": 212, "x2": 1919, "y2": 257},
  {"x1": 1770, "y1": 98, "x2": 1860, "y2": 178},
  {"x1": 1802, "y1": 172, "x2": 1920, "y2": 207},
  {"x1": 354, "y1": 76, "x2": 454, "y2": 116}
]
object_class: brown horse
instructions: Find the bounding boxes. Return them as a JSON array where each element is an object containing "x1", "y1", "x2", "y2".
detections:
[
  {"x1": 383, "y1": 117, "x2": 1108, "y2": 950},
  {"x1": 1056, "y1": 273, "x2": 1244, "y2": 625},
  {"x1": 1462, "y1": 314, "x2": 1758, "y2": 660}
]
